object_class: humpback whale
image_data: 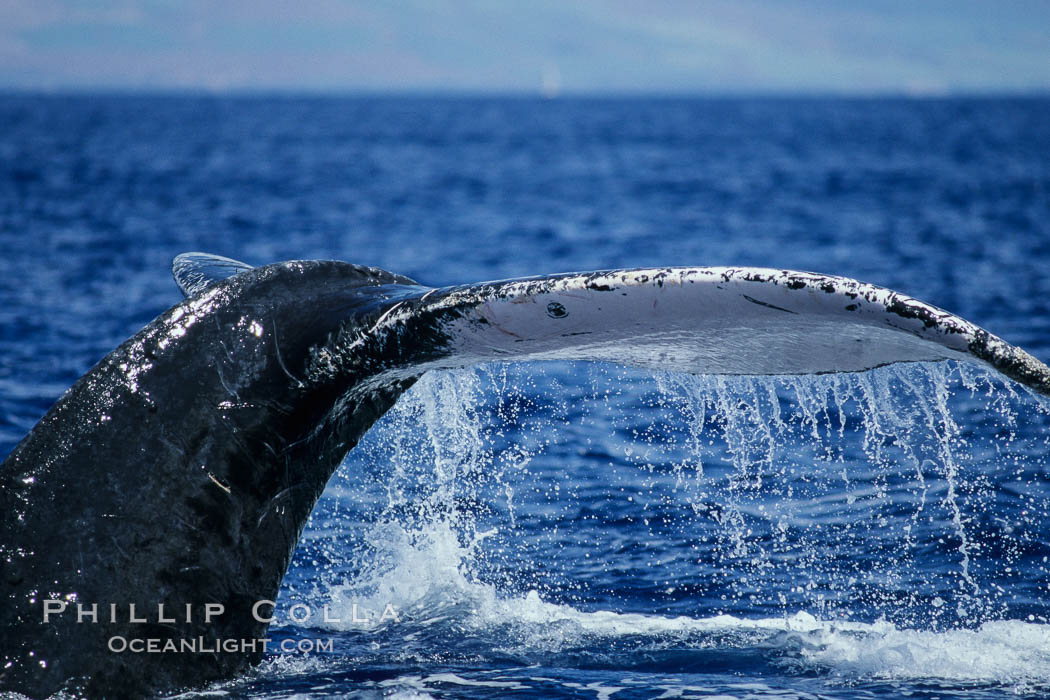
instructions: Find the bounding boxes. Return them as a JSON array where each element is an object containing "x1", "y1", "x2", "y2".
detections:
[{"x1": 2, "y1": 253, "x2": 1048, "y2": 697}]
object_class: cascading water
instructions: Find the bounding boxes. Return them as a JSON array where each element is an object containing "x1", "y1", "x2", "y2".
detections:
[{"x1": 245, "y1": 361, "x2": 1050, "y2": 698}]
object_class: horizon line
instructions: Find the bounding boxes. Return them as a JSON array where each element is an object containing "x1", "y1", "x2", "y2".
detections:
[{"x1": 3, "y1": 86, "x2": 1050, "y2": 100}]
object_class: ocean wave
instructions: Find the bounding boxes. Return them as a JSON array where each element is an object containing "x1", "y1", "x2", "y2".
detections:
[{"x1": 309, "y1": 519, "x2": 1050, "y2": 689}]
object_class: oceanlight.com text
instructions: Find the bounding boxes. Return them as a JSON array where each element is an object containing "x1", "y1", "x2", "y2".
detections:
[{"x1": 107, "y1": 636, "x2": 333, "y2": 654}]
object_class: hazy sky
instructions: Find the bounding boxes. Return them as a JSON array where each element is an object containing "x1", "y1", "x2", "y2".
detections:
[{"x1": 2, "y1": 0, "x2": 1048, "y2": 94}]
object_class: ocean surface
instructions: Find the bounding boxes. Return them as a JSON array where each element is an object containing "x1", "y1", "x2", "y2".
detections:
[{"x1": 2, "y1": 95, "x2": 1050, "y2": 699}]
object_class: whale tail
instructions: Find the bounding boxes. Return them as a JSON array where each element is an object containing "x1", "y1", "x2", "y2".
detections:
[{"x1": 4, "y1": 253, "x2": 1048, "y2": 698}]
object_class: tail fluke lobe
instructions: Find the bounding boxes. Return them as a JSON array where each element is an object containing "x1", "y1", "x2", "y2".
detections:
[
  {"x1": 173, "y1": 252, "x2": 255, "y2": 297},
  {"x1": 379, "y1": 267, "x2": 1050, "y2": 397}
]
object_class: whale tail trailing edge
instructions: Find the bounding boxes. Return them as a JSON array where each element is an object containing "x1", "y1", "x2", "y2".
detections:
[
  {"x1": 172, "y1": 253, "x2": 1050, "y2": 397},
  {"x1": 364, "y1": 266, "x2": 1050, "y2": 398}
]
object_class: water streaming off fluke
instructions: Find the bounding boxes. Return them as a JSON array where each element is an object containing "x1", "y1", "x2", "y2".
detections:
[{"x1": 268, "y1": 360, "x2": 1050, "y2": 696}]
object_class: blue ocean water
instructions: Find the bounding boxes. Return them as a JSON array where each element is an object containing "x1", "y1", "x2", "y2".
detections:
[{"x1": 2, "y1": 95, "x2": 1050, "y2": 698}]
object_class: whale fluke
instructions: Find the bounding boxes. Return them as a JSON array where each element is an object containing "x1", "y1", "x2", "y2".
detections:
[
  {"x1": 402, "y1": 266, "x2": 1050, "y2": 397},
  {"x1": 2, "y1": 256, "x2": 1048, "y2": 697},
  {"x1": 172, "y1": 252, "x2": 255, "y2": 297}
]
